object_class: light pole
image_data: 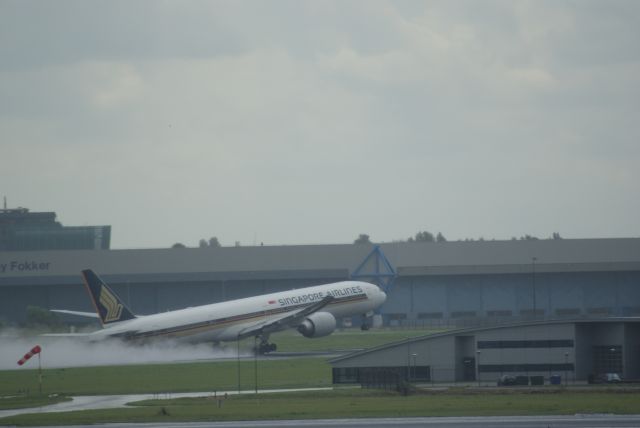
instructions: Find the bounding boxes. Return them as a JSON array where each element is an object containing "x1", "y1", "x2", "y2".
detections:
[
  {"x1": 254, "y1": 336, "x2": 258, "y2": 395},
  {"x1": 476, "y1": 350, "x2": 481, "y2": 387},
  {"x1": 610, "y1": 347, "x2": 618, "y2": 378},
  {"x1": 237, "y1": 335, "x2": 241, "y2": 394},
  {"x1": 532, "y1": 257, "x2": 537, "y2": 319},
  {"x1": 411, "y1": 353, "x2": 418, "y2": 382},
  {"x1": 406, "y1": 338, "x2": 411, "y2": 382}
]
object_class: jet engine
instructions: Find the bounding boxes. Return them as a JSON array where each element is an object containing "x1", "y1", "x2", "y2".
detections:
[{"x1": 297, "y1": 312, "x2": 336, "y2": 338}]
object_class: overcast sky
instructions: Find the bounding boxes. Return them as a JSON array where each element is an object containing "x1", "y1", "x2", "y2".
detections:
[{"x1": 1, "y1": 0, "x2": 638, "y2": 249}]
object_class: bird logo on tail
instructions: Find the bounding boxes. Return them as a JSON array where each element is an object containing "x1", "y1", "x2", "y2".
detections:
[{"x1": 99, "y1": 286, "x2": 123, "y2": 323}]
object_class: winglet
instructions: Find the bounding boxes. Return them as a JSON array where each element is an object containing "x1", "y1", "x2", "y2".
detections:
[{"x1": 81, "y1": 269, "x2": 136, "y2": 326}]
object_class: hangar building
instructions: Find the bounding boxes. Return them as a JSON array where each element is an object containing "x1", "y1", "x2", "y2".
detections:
[
  {"x1": 330, "y1": 318, "x2": 640, "y2": 384},
  {"x1": 0, "y1": 238, "x2": 639, "y2": 326}
]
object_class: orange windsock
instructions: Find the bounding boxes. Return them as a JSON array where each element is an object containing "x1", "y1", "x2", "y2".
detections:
[{"x1": 17, "y1": 345, "x2": 41, "y2": 366}]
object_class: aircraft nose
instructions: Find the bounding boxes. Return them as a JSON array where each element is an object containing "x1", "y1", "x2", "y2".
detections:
[{"x1": 378, "y1": 288, "x2": 387, "y2": 304}]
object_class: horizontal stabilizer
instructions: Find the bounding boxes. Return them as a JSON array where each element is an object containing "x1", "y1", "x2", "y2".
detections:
[
  {"x1": 51, "y1": 309, "x2": 100, "y2": 318},
  {"x1": 41, "y1": 333, "x2": 92, "y2": 338}
]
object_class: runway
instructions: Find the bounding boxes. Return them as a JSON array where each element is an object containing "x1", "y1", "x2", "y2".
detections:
[
  {"x1": 12, "y1": 415, "x2": 640, "y2": 428},
  {"x1": 3, "y1": 391, "x2": 640, "y2": 427},
  {"x1": 3, "y1": 393, "x2": 640, "y2": 427}
]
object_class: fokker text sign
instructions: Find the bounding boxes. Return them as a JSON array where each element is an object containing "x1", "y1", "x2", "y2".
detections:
[{"x1": 0, "y1": 261, "x2": 51, "y2": 273}]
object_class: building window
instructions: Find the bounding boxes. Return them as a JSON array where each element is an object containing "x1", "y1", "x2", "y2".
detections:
[
  {"x1": 418, "y1": 312, "x2": 443, "y2": 319},
  {"x1": 556, "y1": 308, "x2": 581, "y2": 316},
  {"x1": 451, "y1": 311, "x2": 476, "y2": 318},
  {"x1": 479, "y1": 363, "x2": 574, "y2": 373},
  {"x1": 387, "y1": 313, "x2": 407, "y2": 320},
  {"x1": 587, "y1": 307, "x2": 611, "y2": 315},
  {"x1": 487, "y1": 310, "x2": 512, "y2": 317},
  {"x1": 520, "y1": 309, "x2": 545, "y2": 317},
  {"x1": 478, "y1": 339, "x2": 574, "y2": 349},
  {"x1": 332, "y1": 366, "x2": 431, "y2": 385},
  {"x1": 332, "y1": 367, "x2": 359, "y2": 383},
  {"x1": 623, "y1": 307, "x2": 640, "y2": 316}
]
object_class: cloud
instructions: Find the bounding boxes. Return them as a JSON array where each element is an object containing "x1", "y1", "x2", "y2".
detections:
[{"x1": 0, "y1": 1, "x2": 638, "y2": 246}]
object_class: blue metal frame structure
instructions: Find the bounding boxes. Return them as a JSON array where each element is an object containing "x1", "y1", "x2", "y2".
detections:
[{"x1": 351, "y1": 245, "x2": 397, "y2": 293}]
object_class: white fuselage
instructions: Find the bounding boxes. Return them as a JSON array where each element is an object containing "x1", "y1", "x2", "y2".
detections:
[{"x1": 89, "y1": 281, "x2": 386, "y2": 342}]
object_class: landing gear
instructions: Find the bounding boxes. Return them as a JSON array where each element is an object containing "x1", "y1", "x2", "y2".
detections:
[
  {"x1": 255, "y1": 338, "x2": 277, "y2": 354},
  {"x1": 361, "y1": 314, "x2": 371, "y2": 331},
  {"x1": 259, "y1": 342, "x2": 277, "y2": 354}
]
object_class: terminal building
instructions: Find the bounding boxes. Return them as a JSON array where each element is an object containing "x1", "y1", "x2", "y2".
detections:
[
  {"x1": 0, "y1": 237, "x2": 638, "y2": 327},
  {"x1": 0, "y1": 205, "x2": 110, "y2": 252}
]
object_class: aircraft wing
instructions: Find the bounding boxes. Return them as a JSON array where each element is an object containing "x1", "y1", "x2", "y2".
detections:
[
  {"x1": 51, "y1": 309, "x2": 100, "y2": 318},
  {"x1": 237, "y1": 295, "x2": 335, "y2": 340}
]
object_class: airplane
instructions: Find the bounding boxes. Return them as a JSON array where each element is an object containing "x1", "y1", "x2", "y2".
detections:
[{"x1": 51, "y1": 269, "x2": 387, "y2": 353}]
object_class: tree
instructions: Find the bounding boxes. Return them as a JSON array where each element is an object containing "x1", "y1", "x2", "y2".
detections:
[
  {"x1": 171, "y1": 243, "x2": 186, "y2": 249},
  {"x1": 26, "y1": 306, "x2": 62, "y2": 328},
  {"x1": 520, "y1": 235, "x2": 539, "y2": 241},
  {"x1": 199, "y1": 237, "x2": 221, "y2": 248},
  {"x1": 412, "y1": 231, "x2": 435, "y2": 242},
  {"x1": 552, "y1": 232, "x2": 562, "y2": 240},
  {"x1": 354, "y1": 234, "x2": 371, "y2": 245},
  {"x1": 436, "y1": 232, "x2": 447, "y2": 243}
]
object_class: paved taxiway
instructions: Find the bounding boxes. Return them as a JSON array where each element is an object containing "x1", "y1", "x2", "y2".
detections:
[{"x1": 0, "y1": 388, "x2": 334, "y2": 419}]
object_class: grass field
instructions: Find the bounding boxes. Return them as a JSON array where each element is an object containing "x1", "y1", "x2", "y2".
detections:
[
  {"x1": 3, "y1": 388, "x2": 640, "y2": 426},
  {"x1": 269, "y1": 327, "x2": 442, "y2": 352},
  {"x1": 0, "y1": 357, "x2": 331, "y2": 396},
  {"x1": 3, "y1": 327, "x2": 639, "y2": 426},
  {"x1": 0, "y1": 328, "x2": 440, "y2": 397}
]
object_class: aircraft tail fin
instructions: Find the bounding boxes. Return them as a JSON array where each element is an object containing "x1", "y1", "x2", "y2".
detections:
[{"x1": 81, "y1": 269, "x2": 136, "y2": 326}]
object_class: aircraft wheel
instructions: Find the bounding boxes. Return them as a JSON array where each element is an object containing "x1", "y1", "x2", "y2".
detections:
[{"x1": 257, "y1": 342, "x2": 277, "y2": 354}]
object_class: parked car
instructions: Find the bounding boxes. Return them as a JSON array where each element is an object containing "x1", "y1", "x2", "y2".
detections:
[
  {"x1": 497, "y1": 375, "x2": 517, "y2": 386},
  {"x1": 589, "y1": 373, "x2": 622, "y2": 384},
  {"x1": 601, "y1": 373, "x2": 622, "y2": 383}
]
